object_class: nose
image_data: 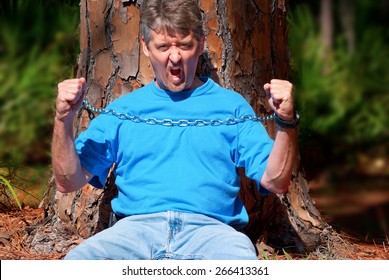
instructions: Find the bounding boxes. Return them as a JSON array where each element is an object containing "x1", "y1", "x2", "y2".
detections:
[{"x1": 169, "y1": 47, "x2": 181, "y2": 64}]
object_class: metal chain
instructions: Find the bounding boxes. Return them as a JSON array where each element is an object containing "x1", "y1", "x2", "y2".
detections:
[{"x1": 83, "y1": 99, "x2": 275, "y2": 127}]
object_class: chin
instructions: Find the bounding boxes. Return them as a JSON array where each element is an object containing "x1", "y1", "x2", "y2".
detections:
[
  {"x1": 162, "y1": 82, "x2": 188, "y2": 92},
  {"x1": 156, "y1": 77, "x2": 192, "y2": 92}
]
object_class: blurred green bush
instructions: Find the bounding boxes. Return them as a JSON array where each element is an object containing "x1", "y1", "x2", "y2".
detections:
[
  {"x1": 0, "y1": 0, "x2": 79, "y2": 169},
  {"x1": 289, "y1": 2, "x2": 389, "y2": 174}
]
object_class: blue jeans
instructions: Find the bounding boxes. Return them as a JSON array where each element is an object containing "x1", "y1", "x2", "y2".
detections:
[{"x1": 65, "y1": 211, "x2": 257, "y2": 260}]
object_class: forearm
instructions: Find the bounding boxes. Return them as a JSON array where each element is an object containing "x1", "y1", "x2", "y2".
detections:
[
  {"x1": 260, "y1": 126, "x2": 298, "y2": 194},
  {"x1": 52, "y1": 117, "x2": 91, "y2": 193}
]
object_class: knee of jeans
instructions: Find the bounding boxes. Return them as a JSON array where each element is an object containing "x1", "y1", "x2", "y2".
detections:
[{"x1": 213, "y1": 232, "x2": 257, "y2": 259}]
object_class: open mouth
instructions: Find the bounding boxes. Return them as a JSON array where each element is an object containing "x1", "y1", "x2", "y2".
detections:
[
  {"x1": 170, "y1": 68, "x2": 181, "y2": 76},
  {"x1": 169, "y1": 68, "x2": 182, "y2": 83}
]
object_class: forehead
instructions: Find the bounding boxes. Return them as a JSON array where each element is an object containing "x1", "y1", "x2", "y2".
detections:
[{"x1": 149, "y1": 28, "x2": 197, "y2": 44}]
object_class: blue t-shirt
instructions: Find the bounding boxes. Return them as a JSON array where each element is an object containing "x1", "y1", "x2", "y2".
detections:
[{"x1": 75, "y1": 78, "x2": 274, "y2": 228}]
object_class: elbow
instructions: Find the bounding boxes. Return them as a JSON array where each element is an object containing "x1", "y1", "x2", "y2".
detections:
[
  {"x1": 273, "y1": 183, "x2": 289, "y2": 194},
  {"x1": 53, "y1": 166, "x2": 91, "y2": 193},
  {"x1": 56, "y1": 182, "x2": 71, "y2": 193},
  {"x1": 55, "y1": 180, "x2": 76, "y2": 193},
  {"x1": 263, "y1": 181, "x2": 289, "y2": 195},
  {"x1": 260, "y1": 174, "x2": 290, "y2": 194},
  {"x1": 54, "y1": 176, "x2": 84, "y2": 193}
]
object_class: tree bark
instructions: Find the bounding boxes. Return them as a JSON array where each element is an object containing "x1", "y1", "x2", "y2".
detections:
[{"x1": 28, "y1": 0, "x2": 328, "y2": 255}]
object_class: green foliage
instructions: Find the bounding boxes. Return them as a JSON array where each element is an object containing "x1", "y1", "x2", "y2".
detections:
[
  {"x1": 288, "y1": 3, "x2": 389, "y2": 163},
  {"x1": 0, "y1": 174, "x2": 22, "y2": 210},
  {"x1": 0, "y1": 0, "x2": 79, "y2": 166},
  {"x1": 0, "y1": 163, "x2": 46, "y2": 210}
]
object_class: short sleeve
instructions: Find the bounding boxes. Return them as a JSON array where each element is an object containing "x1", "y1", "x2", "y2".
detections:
[
  {"x1": 74, "y1": 115, "x2": 119, "y2": 189},
  {"x1": 234, "y1": 107, "x2": 274, "y2": 195}
]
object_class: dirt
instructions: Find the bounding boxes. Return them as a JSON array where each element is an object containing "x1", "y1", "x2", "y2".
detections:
[
  {"x1": 0, "y1": 205, "x2": 387, "y2": 260},
  {"x1": 0, "y1": 169, "x2": 388, "y2": 260},
  {"x1": 0, "y1": 207, "x2": 65, "y2": 260}
]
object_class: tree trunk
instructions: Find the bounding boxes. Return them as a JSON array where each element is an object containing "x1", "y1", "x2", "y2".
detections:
[
  {"x1": 28, "y1": 0, "x2": 328, "y2": 255},
  {"x1": 339, "y1": 0, "x2": 355, "y2": 54},
  {"x1": 320, "y1": 0, "x2": 333, "y2": 57}
]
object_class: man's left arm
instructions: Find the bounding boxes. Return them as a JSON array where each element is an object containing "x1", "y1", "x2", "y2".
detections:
[{"x1": 260, "y1": 79, "x2": 298, "y2": 194}]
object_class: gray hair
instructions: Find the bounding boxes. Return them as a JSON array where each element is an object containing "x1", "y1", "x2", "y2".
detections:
[{"x1": 140, "y1": 0, "x2": 204, "y2": 44}]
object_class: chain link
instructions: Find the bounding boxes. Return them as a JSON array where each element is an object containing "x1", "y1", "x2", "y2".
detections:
[{"x1": 83, "y1": 99, "x2": 274, "y2": 127}]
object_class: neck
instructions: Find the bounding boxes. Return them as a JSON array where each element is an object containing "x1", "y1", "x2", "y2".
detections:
[{"x1": 189, "y1": 76, "x2": 204, "y2": 90}]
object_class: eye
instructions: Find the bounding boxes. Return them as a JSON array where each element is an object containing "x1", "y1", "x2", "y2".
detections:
[
  {"x1": 157, "y1": 45, "x2": 169, "y2": 51},
  {"x1": 179, "y1": 43, "x2": 192, "y2": 50}
]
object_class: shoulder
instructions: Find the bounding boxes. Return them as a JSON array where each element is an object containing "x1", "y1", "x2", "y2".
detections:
[{"x1": 203, "y1": 78, "x2": 253, "y2": 113}]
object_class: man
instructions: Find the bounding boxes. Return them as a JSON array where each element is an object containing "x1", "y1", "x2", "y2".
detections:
[{"x1": 53, "y1": 0, "x2": 298, "y2": 260}]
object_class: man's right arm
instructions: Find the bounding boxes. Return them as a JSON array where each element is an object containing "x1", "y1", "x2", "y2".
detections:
[{"x1": 52, "y1": 78, "x2": 92, "y2": 193}]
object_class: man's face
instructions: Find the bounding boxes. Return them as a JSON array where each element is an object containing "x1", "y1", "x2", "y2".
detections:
[{"x1": 142, "y1": 29, "x2": 204, "y2": 92}]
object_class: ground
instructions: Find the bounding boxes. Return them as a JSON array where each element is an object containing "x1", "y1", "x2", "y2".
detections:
[
  {"x1": 0, "y1": 207, "x2": 65, "y2": 260},
  {"x1": 0, "y1": 190, "x2": 387, "y2": 260},
  {"x1": 0, "y1": 168, "x2": 388, "y2": 260},
  {"x1": 0, "y1": 208, "x2": 387, "y2": 260}
]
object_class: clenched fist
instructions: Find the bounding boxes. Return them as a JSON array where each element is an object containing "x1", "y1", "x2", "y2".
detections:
[
  {"x1": 264, "y1": 79, "x2": 295, "y2": 122},
  {"x1": 56, "y1": 78, "x2": 86, "y2": 122}
]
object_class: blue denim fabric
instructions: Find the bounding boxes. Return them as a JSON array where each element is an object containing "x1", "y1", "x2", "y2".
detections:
[{"x1": 65, "y1": 211, "x2": 257, "y2": 260}]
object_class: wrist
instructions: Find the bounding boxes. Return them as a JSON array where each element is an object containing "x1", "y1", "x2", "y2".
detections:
[
  {"x1": 274, "y1": 111, "x2": 300, "y2": 129},
  {"x1": 55, "y1": 110, "x2": 75, "y2": 124}
]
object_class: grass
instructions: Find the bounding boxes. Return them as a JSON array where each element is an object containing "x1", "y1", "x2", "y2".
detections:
[
  {"x1": 0, "y1": 174, "x2": 22, "y2": 210},
  {"x1": 0, "y1": 164, "x2": 50, "y2": 211}
]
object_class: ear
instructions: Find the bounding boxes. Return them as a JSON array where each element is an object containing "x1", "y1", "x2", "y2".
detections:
[{"x1": 141, "y1": 37, "x2": 150, "y2": 57}]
